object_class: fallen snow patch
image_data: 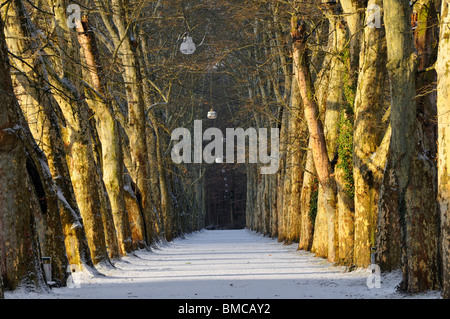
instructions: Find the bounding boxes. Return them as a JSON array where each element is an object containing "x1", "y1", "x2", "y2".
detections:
[{"x1": 4, "y1": 229, "x2": 442, "y2": 299}]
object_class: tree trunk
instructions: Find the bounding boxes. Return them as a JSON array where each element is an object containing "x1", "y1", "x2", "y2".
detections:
[
  {"x1": 138, "y1": 33, "x2": 164, "y2": 238},
  {"x1": 376, "y1": 148, "x2": 402, "y2": 270},
  {"x1": 0, "y1": 15, "x2": 47, "y2": 291},
  {"x1": 286, "y1": 74, "x2": 305, "y2": 243},
  {"x1": 110, "y1": 0, "x2": 155, "y2": 244},
  {"x1": 34, "y1": 0, "x2": 100, "y2": 271},
  {"x1": 383, "y1": 0, "x2": 440, "y2": 292},
  {"x1": 437, "y1": 0, "x2": 450, "y2": 299},
  {"x1": 123, "y1": 165, "x2": 147, "y2": 249},
  {"x1": 353, "y1": 0, "x2": 389, "y2": 267},
  {"x1": 339, "y1": 0, "x2": 364, "y2": 73},
  {"x1": 149, "y1": 114, "x2": 173, "y2": 241},
  {"x1": 336, "y1": 106, "x2": 355, "y2": 265},
  {"x1": 276, "y1": 101, "x2": 290, "y2": 241},
  {"x1": 291, "y1": 18, "x2": 337, "y2": 262},
  {"x1": 323, "y1": 9, "x2": 351, "y2": 265},
  {"x1": 22, "y1": 12, "x2": 112, "y2": 266},
  {"x1": 2, "y1": 0, "x2": 78, "y2": 282},
  {"x1": 298, "y1": 138, "x2": 316, "y2": 251},
  {"x1": 7, "y1": 0, "x2": 112, "y2": 267},
  {"x1": 76, "y1": 16, "x2": 133, "y2": 256},
  {"x1": 381, "y1": 0, "x2": 418, "y2": 280},
  {"x1": 246, "y1": 163, "x2": 257, "y2": 230}
]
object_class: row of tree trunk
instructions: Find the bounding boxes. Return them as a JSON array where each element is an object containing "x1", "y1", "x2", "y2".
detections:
[
  {"x1": 1, "y1": 0, "x2": 449, "y2": 299},
  {"x1": 0, "y1": 0, "x2": 205, "y2": 294},
  {"x1": 245, "y1": 0, "x2": 450, "y2": 297}
]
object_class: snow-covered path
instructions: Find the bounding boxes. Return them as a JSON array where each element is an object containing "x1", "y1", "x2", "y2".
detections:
[{"x1": 6, "y1": 229, "x2": 440, "y2": 299}]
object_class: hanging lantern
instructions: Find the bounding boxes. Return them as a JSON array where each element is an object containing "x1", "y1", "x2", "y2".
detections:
[
  {"x1": 180, "y1": 36, "x2": 196, "y2": 55},
  {"x1": 207, "y1": 108, "x2": 217, "y2": 119}
]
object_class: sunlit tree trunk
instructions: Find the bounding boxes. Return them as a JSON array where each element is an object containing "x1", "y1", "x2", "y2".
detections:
[
  {"x1": 0, "y1": 15, "x2": 48, "y2": 291},
  {"x1": 1, "y1": 0, "x2": 81, "y2": 282},
  {"x1": 23, "y1": 8, "x2": 112, "y2": 265},
  {"x1": 437, "y1": 0, "x2": 450, "y2": 299},
  {"x1": 123, "y1": 166, "x2": 147, "y2": 249},
  {"x1": 110, "y1": 0, "x2": 155, "y2": 244},
  {"x1": 324, "y1": 9, "x2": 350, "y2": 264},
  {"x1": 299, "y1": 30, "x2": 332, "y2": 252},
  {"x1": 286, "y1": 70, "x2": 306, "y2": 244},
  {"x1": 298, "y1": 138, "x2": 316, "y2": 251},
  {"x1": 76, "y1": 16, "x2": 133, "y2": 256},
  {"x1": 353, "y1": 0, "x2": 389, "y2": 267},
  {"x1": 339, "y1": 0, "x2": 364, "y2": 75},
  {"x1": 46, "y1": 0, "x2": 102, "y2": 270},
  {"x1": 291, "y1": 17, "x2": 337, "y2": 262}
]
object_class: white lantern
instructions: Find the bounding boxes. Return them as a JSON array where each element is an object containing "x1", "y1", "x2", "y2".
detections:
[
  {"x1": 207, "y1": 109, "x2": 217, "y2": 119},
  {"x1": 180, "y1": 36, "x2": 196, "y2": 55}
]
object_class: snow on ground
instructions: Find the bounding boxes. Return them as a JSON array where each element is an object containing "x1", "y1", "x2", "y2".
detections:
[{"x1": 5, "y1": 229, "x2": 441, "y2": 299}]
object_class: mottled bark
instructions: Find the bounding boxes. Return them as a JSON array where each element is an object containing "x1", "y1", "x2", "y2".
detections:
[
  {"x1": 47, "y1": 0, "x2": 99, "y2": 271},
  {"x1": 376, "y1": 147, "x2": 402, "y2": 270},
  {"x1": 398, "y1": 0, "x2": 440, "y2": 292},
  {"x1": 379, "y1": 0, "x2": 418, "y2": 277},
  {"x1": 0, "y1": 16, "x2": 47, "y2": 290},
  {"x1": 18, "y1": 7, "x2": 112, "y2": 265},
  {"x1": 353, "y1": 0, "x2": 388, "y2": 267},
  {"x1": 291, "y1": 18, "x2": 337, "y2": 262},
  {"x1": 335, "y1": 108, "x2": 355, "y2": 265},
  {"x1": 298, "y1": 138, "x2": 316, "y2": 251},
  {"x1": 76, "y1": 16, "x2": 133, "y2": 256},
  {"x1": 299, "y1": 29, "x2": 332, "y2": 252},
  {"x1": 286, "y1": 74, "x2": 305, "y2": 243},
  {"x1": 324, "y1": 17, "x2": 347, "y2": 163},
  {"x1": 382, "y1": 0, "x2": 440, "y2": 292},
  {"x1": 339, "y1": 0, "x2": 364, "y2": 72},
  {"x1": 65, "y1": 121, "x2": 110, "y2": 264},
  {"x1": 109, "y1": 0, "x2": 155, "y2": 244},
  {"x1": 323, "y1": 10, "x2": 350, "y2": 264},
  {"x1": 2, "y1": 0, "x2": 74, "y2": 283},
  {"x1": 384, "y1": 0, "x2": 417, "y2": 210},
  {"x1": 123, "y1": 166, "x2": 147, "y2": 249},
  {"x1": 437, "y1": 0, "x2": 450, "y2": 299}
]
